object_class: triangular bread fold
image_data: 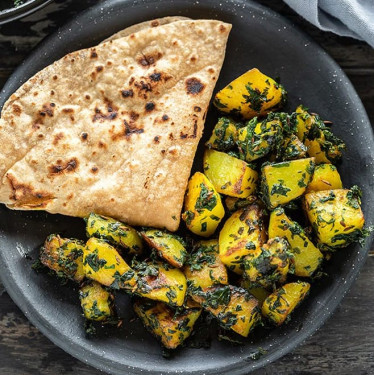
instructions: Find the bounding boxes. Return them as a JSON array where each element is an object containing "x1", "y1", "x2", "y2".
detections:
[
  {"x1": 0, "y1": 19, "x2": 231, "y2": 231},
  {"x1": 102, "y1": 16, "x2": 191, "y2": 43}
]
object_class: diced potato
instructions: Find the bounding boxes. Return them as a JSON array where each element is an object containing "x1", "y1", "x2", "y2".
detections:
[
  {"x1": 195, "y1": 285, "x2": 261, "y2": 337},
  {"x1": 281, "y1": 134, "x2": 307, "y2": 161},
  {"x1": 141, "y1": 229, "x2": 187, "y2": 268},
  {"x1": 305, "y1": 131, "x2": 345, "y2": 164},
  {"x1": 85, "y1": 213, "x2": 143, "y2": 255},
  {"x1": 134, "y1": 262, "x2": 187, "y2": 306},
  {"x1": 219, "y1": 204, "x2": 267, "y2": 274},
  {"x1": 40, "y1": 234, "x2": 85, "y2": 282},
  {"x1": 236, "y1": 117, "x2": 283, "y2": 162},
  {"x1": 240, "y1": 280, "x2": 271, "y2": 306},
  {"x1": 79, "y1": 280, "x2": 114, "y2": 322},
  {"x1": 269, "y1": 208, "x2": 323, "y2": 277},
  {"x1": 261, "y1": 158, "x2": 315, "y2": 209},
  {"x1": 213, "y1": 68, "x2": 287, "y2": 119},
  {"x1": 205, "y1": 117, "x2": 240, "y2": 151},
  {"x1": 182, "y1": 172, "x2": 225, "y2": 237},
  {"x1": 203, "y1": 149, "x2": 258, "y2": 198},
  {"x1": 225, "y1": 195, "x2": 257, "y2": 213},
  {"x1": 133, "y1": 299, "x2": 202, "y2": 349},
  {"x1": 184, "y1": 240, "x2": 228, "y2": 293},
  {"x1": 304, "y1": 188, "x2": 365, "y2": 249},
  {"x1": 306, "y1": 164, "x2": 343, "y2": 193},
  {"x1": 83, "y1": 237, "x2": 136, "y2": 289},
  {"x1": 262, "y1": 281, "x2": 310, "y2": 325},
  {"x1": 295, "y1": 105, "x2": 314, "y2": 141},
  {"x1": 295, "y1": 106, "x2": 345, "y2": 164},
  {"x1": 243, "y1": 237, "x2": 292, "y2": 289}
]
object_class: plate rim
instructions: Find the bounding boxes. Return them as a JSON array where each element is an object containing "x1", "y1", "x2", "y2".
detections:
[
  {"x1": 0, "y1": 0, "x2": 52, "y2": 25},
  {"x1": 0, "y1": 0, "x2": 373, "y2": 374}
]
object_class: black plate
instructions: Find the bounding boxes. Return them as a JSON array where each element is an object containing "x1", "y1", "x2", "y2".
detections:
[
  {"x1": 0, "y1": 0, "x2": 373, "y2": 374},
  {"x1": 0, "y1": 0, "x2": 52, "y2": 25}
]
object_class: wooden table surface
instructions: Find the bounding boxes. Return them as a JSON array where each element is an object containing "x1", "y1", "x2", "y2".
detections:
[{"x1": 0, "y1": 0, "x2": 373, "y2": 374}]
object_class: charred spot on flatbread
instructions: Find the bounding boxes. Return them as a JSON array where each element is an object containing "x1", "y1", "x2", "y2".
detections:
[
  {"x1": 149, "y1": 72, "x2": 161, "y2": 82},
  {"x1": 12, "y1": 104, "x2": 22, "y2": 116},
  {"x1": 48, "y1": 158, "x2": 79, "y2": 176},
  {"x1": 40, "y1": 103, "x2": 55, "y2": 117},
  {"x1": 93, "y1": 98, "x2": 118, "y2": 122},
  {"x1": 145, "y1": 102, "x2": 155, "y2": 112},
  {"x1": 121, "y1": 89, "x2": 134, "y2": 98},
  {"x1": 186, "y1": 78, "x2": 205, "y2": 95},
  {"x1": 137, "y1": 51, "x2": 163, "y2": 67},
  {"x1": 7, "y1": 174, "x2": 54, "y2": 208}
]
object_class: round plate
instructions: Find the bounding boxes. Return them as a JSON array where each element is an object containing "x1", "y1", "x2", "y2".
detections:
[
  {"x1": 0, "y1": 0, "x2": 52, "y2": 25},
  {"x1": 0, "y1": 1, "x2": 373, "y2": 374}
]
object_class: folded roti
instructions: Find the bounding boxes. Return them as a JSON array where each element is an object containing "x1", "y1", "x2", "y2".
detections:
[
  {"x1": 0, "y1": 19, "x2": 231, "y2": 231},
  {"x1": 102, "y1": 16, "x2": 190, "y2": 43}
]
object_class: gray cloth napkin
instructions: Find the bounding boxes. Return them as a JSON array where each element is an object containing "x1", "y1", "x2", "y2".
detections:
[{"x1": 283, "y1": 0, "x2": 374, "y2": 48}]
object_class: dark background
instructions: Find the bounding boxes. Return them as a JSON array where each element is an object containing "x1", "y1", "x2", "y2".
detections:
[{"x1": 0, "y1": 0, "x2": 373, "y2": 374}]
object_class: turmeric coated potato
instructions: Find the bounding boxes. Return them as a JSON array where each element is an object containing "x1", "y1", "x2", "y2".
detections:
[
  {"x1": 269, "y1": 208, "x2": 323, "y2": 277},
  {"x1": 236, "y1": 117, "x2": 283, "y2": 162},
  {"x1": 79, "y1": 280, "x2": 115, "y2": 322},
  {"x1": 219, "y1": 204, "x2": 267, "y2": 274},
  {"x1": 184, "y1": 239, "x2": 228, "y2": 294},
  {"x1": 243, "y1": 237, "x2": 292, "y2": 289},
  {"x1": 141, "y1": 229, "x2": 187, "y2": 268},
  {"x1": 306, "y1": 164, "x2": 343, "y2": 193},
  {"x1": 182, "y1": 172, "x2": 225, "y2": 237},
  {"x1": 262, "y1": 281, "x2": 310, "y2": 325},
  {"x1": 133, "y1": 262, "x2": 187, "y2": 307},
  {"x1": 195, "y1": 285, "x2": 261, "y2": 337},
  {"x1": 261, "y1": 158, "x2": 315, "y2": 209},
  {"x1": 133, "y1": 299, "x2": 201, "y2": 349},
  {"x1": 304, "y1": 188, "x2": 365, "y2": 249},
  {"x1": 203, "y1": 149, "x2": 258, "y2": 198},
  {"x1": 83, "y1": 237, "x2": 136, "y2": 289},
  {"x1": 205, "y1": 117, "x2": 240, "y2": 151},
  {"x1": 213, "y1": 68, "x2": 287, "y2": 119},
  {"x1": 86, "y1": 213, "x2": 143, "y2": 255},
  {"x1": 40, "y1": 234, "x2": 85, "y2": 283}
]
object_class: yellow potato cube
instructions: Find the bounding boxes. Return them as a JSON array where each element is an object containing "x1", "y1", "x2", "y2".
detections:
[
  {"x1": 304, "y1": 188, "x2": 365, "y2": 249},
  {"x1": 203, "y1": 149, "x2": 258, "y2": 198},
  {"x1": 196, "y1": 285, "x2": 261, "y2": 337},
  {"x1": 269, "y1": 208, "x2": 323, "y2": 277},
  {"x1": 219, "y1": 204, "x2": 267, "y2": 274},
  {"x1": 182, "y1": 172, "x2": 225, "y2": 237},
  {"x1": 40, "y1": 234, "x2": 85, "y2": 283},
  {"x1": 213, "y1": 68, "x2": 287, "y2": 119},
  {"x1": 184, "y1": 240, "x2": 228, "y2": 293},
  {"x1": 134, "y1": 262, "x2": 187, "y2": 306},
  {"x1": 205, "y1": 117, "x2": 239, "y2": 151},
  {"x1": 262, "y1": 281, "x2": 310, "y2": 325},
  {"x1": 306, "y1": 164, "x2": 343, "y2": 193},
  {"x1": 243, "y1": 237, "x2": 292, "y2": 289},
  {"x1": 141, "y1": 229, "x2": 187, "y2": 268},
  {"x1": 237, "y1": 117, "x2": 283, "y2": 162},
  {"x1": 83, "y1": 237, "x2": 136, "y2": 289},
  {"x1": 133, "y1": 300, "x2": 202, "y2": 349},
  {"x1": 261, "y1": 158, "x2": 315, "y2": 209},
  {"x1": 85, "y1": 213, "x2": 143, "y2": 255},
  {"x1": 79, "y1": 280, "x2": 114, "y2": 322},
  {"x1": 281, "y1": 134, "x2": 307, "y2": 161}
]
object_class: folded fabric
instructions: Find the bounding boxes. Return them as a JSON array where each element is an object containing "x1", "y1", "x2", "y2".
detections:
[{"x1": 283, "y1": 0, "x2": 374, "y2": 48}]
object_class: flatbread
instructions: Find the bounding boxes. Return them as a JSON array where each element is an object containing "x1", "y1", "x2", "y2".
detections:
[
  {"x1": 0, "y1": 19, "x2": 231, "y2": 231},
  {"x1": 102, "y1": 16, "x2": 190, "y2": 43}
]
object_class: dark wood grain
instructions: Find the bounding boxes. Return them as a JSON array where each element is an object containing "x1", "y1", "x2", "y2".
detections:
[{"x1": 0, "y1": 0, "x2": 373, "y2": 374}]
